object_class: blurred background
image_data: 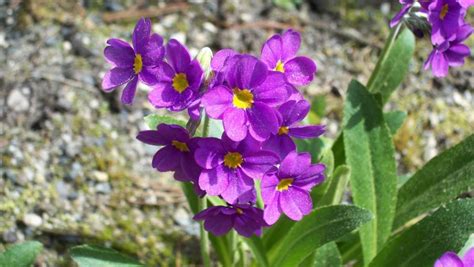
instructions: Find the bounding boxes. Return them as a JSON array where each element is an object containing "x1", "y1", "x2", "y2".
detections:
[{"x1": 0, "y1": 0, "x2": 473, "y2": 265}]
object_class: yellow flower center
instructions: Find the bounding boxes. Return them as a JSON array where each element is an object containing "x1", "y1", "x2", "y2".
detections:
[
  {"x1": 223, "y1": 152, "x2": 243, "y2": 169},
  {"x1": 276, "y1": 178, "x2": 294, "y2": 191},
  {"x1": 232, "y1": 88, "x2": 254, "y2": 109},
  {"x1": 278, "y1": 126, "x2": 289, "y2": 135},
  {"x1": 440, "y1": 4, "x2": 449, "y2": 20},
  {"x1": 274, "y1": 60, "x2": 285, "y2": 73},
  {"x1": 236, "y1": 208, "x2": 244, "y2": 215},
  {"x1": 133, "y1": 54, "x2": 143, "y2": 74},
  {"x1": 172, "y1": 73, "x2": 189, "y2": 93},
  {"x1": 171, "y1": 140, "x2": 190, "y2": 152}
]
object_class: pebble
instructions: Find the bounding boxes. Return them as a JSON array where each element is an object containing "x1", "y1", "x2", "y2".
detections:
[
  {"x1": 7, "y1": 89, "x2": 29, "y2": 112},
  {"x1": 95, "y1": 183, "x2": 112, "y2": 194},
  {"x1": 92, "y1": 171, "x2": 109, "y2": 182},
  {"x1": 23, "y1": 213, "x2": 43, "y2": 228}
]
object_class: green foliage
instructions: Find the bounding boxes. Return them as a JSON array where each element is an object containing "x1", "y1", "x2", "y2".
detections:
[
  {"x1": 313, "y1": 242, "x2": 342, "y2": 267},
  {"x1": 181, "y1": 183, "x2": 199, "y2": 214},
  {"x1": 369, "y1": 199, "x2": 474, "y2": 267},
  {"x1": 317, "y1": 165, "x2": 351, "y2": 207},
  {"x1": 367, "y1": 28, "x2": 415, "y2": 104},
  {"x1": 343, "y1": 80, "x2": 398, "y2": 263},
  {"x1": 384, "y1": 111, "x2": 406, "y2": 135},
  {"x1": 0, "y1": 241, "x2": 43, "y2": 267},
  {"x1": 272, "y1": 0, "x2": 301, "y2": 10},
  {"x1": 394, "y1": 134, "x2": 474, "y2": 229},
  {"x1": 143, "y1": 114, "x2": 186, "y2": 130},
  {"x1": 70, "y1": 245, "x2": 143, "y2": 267},
  {"x1": 244, "y1": 236, "x2": 269, "y2": 267},
  {"x1": 269, "y1": 205, "x2": 372, "y2": 267}
]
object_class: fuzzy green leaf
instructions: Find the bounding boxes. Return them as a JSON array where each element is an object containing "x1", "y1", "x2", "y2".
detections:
[
  {"x1": 70, "y1": 245, "x2": 143, "y2": 267},
  {"x1": 317, "y1": 165, "x2": 351, "y2": 207},
  {"x1": 384, "y1": 111, "x2": 406, "y2": 135},
  {"x1": 0, "y1": 241, "x2": 43, "y2": 267},
  {"x1": 143, "y1": 114, "x2": 186, "y2": 130}
]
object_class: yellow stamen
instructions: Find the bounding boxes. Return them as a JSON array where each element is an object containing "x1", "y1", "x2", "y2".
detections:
[
  {"x1": 133, "y1": 54, "x2": 143, "y2": 74},
  {"x1": 172, "y1": 140, "x2": 190, "y2": 152},
  {"x1": 172, "y1": 73, "x2": 189, "y2": 93},
  {"x1": 236, "y1": 208, "x2": 244, "y2": 215},
  {"x1": 440, "y1": 4, "x2": 449, "y2": 20},
  {"x1": 223, "y1": 152, "x2": 243, "y2": 169},
  {"x1": 232, "y1": 88, "x2": 254, "y2": 109},
  {"x1": 274, "y1": 60, "x2": 285, "y2": 73},
  {"x1": 276, "y1": 178, "x2": 294, "y2": 191},
  {"x1": 278, "y1": 126, "x2": 289, "y2": 135}
]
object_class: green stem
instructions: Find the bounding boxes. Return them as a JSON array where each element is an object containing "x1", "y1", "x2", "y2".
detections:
[{"x1": 199, "y1": 114, "x2": 212, "y2": 267}]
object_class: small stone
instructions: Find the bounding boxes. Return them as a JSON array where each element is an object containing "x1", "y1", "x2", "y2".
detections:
[
  {"x1": 92, "y1": 171, "x2": 109, "y2": 182},
  {"x1": 2, "y1": 229, "x2": 18, "y2": 243},
  {"x1": 7, "y1": 89, "x2": 29, "y2": 112},
  {"x1": 23, "y1": 213, "x2": 43, "y2": 228},
  {"x1": 95, "y1": 183, "x2": 111, "y2": 194}
]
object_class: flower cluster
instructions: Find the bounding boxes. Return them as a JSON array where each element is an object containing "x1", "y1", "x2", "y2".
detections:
[
  {"x1": 434, "y1": 247, "x2": 474, "y2": 267},
  {"x1": 103, "y1": 19, "x2": 325, "y2": 237},
  {"x1": 391, "y1": 0, "x2": 473, "y2": 77}
]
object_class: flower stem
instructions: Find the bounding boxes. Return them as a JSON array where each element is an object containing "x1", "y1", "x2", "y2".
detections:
[{"x1": 199, "y1": 114, "x2": 212, "y2": 267}]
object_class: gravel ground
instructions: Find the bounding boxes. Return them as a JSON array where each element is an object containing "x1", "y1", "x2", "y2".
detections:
[{"x1": 1, "y1": 0, "x2": 472, "y2": 265}]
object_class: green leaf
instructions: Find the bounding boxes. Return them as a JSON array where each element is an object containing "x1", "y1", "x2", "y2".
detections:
[
  {"x1": 366, "y1": 28, "x2": 415, "y2": 104},
  {"x1": 144, "y1": 114, "x2": 186, "y2": 130},
  {"x1": 69, "y1": 245, "x2": 143, "y2": 267},
  {"x1": 384, "y1": 111, "x2": 406, "y2": 135},
  {"x1": 317, "y1": 165, "x2": 351, "y2": 207},
  {"x1": 181, "y1": 183, "x2": 199, "y2": 214},
  {"x1": 295, "y1": 137, "x2": 333, "y2": 161},
  {"x1": 459, "y1": 234, "x2": 474, "y2": 256},
  {"x1": 343, "y1": 80, "x2": 398, "y2": 263},
  {"x1": 263, "y1": 216, "x2": 295, "y2": 253},
  {"x1": 209, "y1": 235, "x2": 232, "y2": 267},
  {"x1": 270, "y1": 205, "x2": 372, "y2": 267},
  {"x1": 369, "y1": 199, "x2": 474, "y2": 267},
  {"x1": 394, "y1": 134, "x2": 474, "y2": 229},
  {"x1": 331, "y1": 134, "x2": 345, "y2": 168},
  {"x1": 313, "y1": 242, "x2": 342, "y2": 267},
  {"x1": 311, "y1": 149, "x2": 335, "y2": 203},
  {"x1": 244, "y1": 236, "x2": 269, "y2": 267},
  {"x1": 0, "y1": 241, "x2": 43, "y2": 267},
  {"x1": 272, "y1": 0, "x2": 301, "y2": 10},
  {"x1": 308, "y1": 95, "x2": 326, "y2": 124}
]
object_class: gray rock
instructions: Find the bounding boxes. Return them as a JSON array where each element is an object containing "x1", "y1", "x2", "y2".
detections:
[
  {"x1": 2, "y1": 229, "x2": 18, "y2": 243},
  {"x1": 95, "y1": 183, "x2": 112, "y2": 194},
  {"x1": 7, "y1": 89, "x2": 29, "y2": 112},
  {"x1": 23, "y1": 213, "x2": 43, "y2": 228}
]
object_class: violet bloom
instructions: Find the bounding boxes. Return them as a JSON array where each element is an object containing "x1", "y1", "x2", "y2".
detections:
[
  {"x1": 202, "y1": 55, "x2": 290, "y2": 141},
  {"x1": 148, "y1": 39, "x2": 204, "y2": 112},
  {"x1": 194, "y1": 134, "x2": 279, "y2": 204},
  {"x1": 263, "y1": 100, "x2": 325, "y2": 159},
  {"x1": 102, "y1": 18, "x2": 165, "y2": 104},
  {"x1": 390, "y1": 0, "x2": 415, "y2": 28},
  {"x1": 193, "y1": 204, "x2": 267, "y2": 237},
  {"x1": 424, "y1": 24, "x2": 473, "y2": 77},
  {"x1": 428, "y1": 0, "x2": 465, "y2": 44},
  {"x1": 209, "y1": 48, "x2": 238, "y2": 88},
  {"x1": 434, "y1": 247, "x2": 474, "y2": 267},
  {"x1": 261, "y1": 151, "x2": 325, "y2": 225},
  {"x1": 260, "y1": 29, "x2": 317, "y2": 86},
  {"x1": 136, "y1": 123, "x2": 200, "y2": 183}
]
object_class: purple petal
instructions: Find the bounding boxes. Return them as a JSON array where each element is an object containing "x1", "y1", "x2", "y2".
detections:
[
  {"x1": 261, "y1": 171, "x2": 280, "y2": 203},
  {"x1": 434, "y1": 252, "x2": 463, "y2": 267},
  {"x1": 220, "y1": 169, "x2": 255, "y2": 204},
  {"x1": 240, "y1": 151, "x2": 279, "y2": 179},
  {"x1": 136, "y1": 130, "x2": 166, "y2": 146},
  {"x1": 262, "y1": 134, "x2": 296, "y2": 160},
  {"x1": 445, "y1": 44, "x2": 470, "y2": 67},
  {"x1": 284, "y1": 56, "x2": 316, "y2": 86},
  {"x1": 166, "y1": 39, "x2": 191, "y2": 73},
  {"x1": 453, "y1": 24, "x2": 474, "y2": 43},
  {"x1": 289, "y1": 125, "x2": 325, "y2": 139},
  {"x1": 204, "y1": 212, "x2": 234, "y2": 236},
  {"x1": 279, "y1": 151, "x2": 312, "y2": 178},
  {"x1": 281, "y1": 29, "x2": 301, "y2": 61},
  {"x1": 194, "y1": 138, "x2": 225, "y2": 169},
  {"x1": 431, "y1": 51, "x2": 449, "y2": 77},
  {"x1": 121, "y1": 76, "x2": 138, "y2": 104},
  {"x1": 248, "y1": 103, "x2": 279, "y2": 141},
  {"x1": 104, "y1": 42, "x2": 134, "y2": 68},
  {"x1": 253, "y1": 72, "x2": 290, "y2": 106},
  {"x1": 462, "y1": 247, "x2": 474, "y2": 267},
  {"x1": 185, "y1": 60, "x2": 204, "y2": 91},
  {"x1": 199, "y1": 165, "x2": 230, "y2": 196},
  {"x1": 226, "y1": 55, "x2": 268, "y2": 89},
  {"x1": 211, "y1": 48, "x2": 238, "y2": 71},
  {"x1": 139, "y1": 66, "x2": 159, "y2": 85},
  {"x1": 132, "y1": 18, "x2": 151, "y2": 54},
  {"x1": 102, "y1": 67, "x2": 134, "y2": 91},
  {"x1": 152, "y1": 145, "x2": 181, "y2": 171},
  {"x1": 287, "y1": 85, "x2": 305, "y2": 102},
  {"x1": 148, "y1": 83, "x2": 179, "y2": 108},
  {"x1": 193, "y1": 206, "x2": 220, "y2": 220},
  {"x1": 280, "y1": 187, "x2": 312, "y2": 221},
  {"x1": 261, "y1": 34, "x2": 282, "y2": 69},
  {"x1": 178, "y1": 153, "x2": 201, "y2": 182},
  {"x1": 279, "y1": 100, "x2": 310, "y2": 126},
  {"x1": 158, "y1": 123, "x2": 189, "y2": 142},
  {"x1": 390, "y1": 4, "x2": 411, "y2": 28},
  {"x1": 263, "y1": 193, "x2": 281, "y2": 225},
  {"x1": 187, "y1": 99, "x2": 201, "y2": 121},
  {"x1": 107, "y1": 38, "x2": 131, "y2": 48},
  {"x1": 293, "y1": 164, "x2": 325, "y2": 190},
  {"x1": 202, "y1": 86, "x2": 233, "y2": 119},
  {"x1": 142, "y1": 33, "x2": 165, "y2": 66},
  {"x1": 153, "y1": 62, "x2": 175, "y2": 83},
  {"x1": 460, "y1": 0, "x2": 474, "y2": 8},
  {"x1": 223, "y1": 108, "x2": 248, "y2": 142}
]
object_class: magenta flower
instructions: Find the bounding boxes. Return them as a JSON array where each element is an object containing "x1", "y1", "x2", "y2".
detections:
[
  {"x1": 260, "y1": 29, "x2": 317, "y2": 86},
  {"x1": 194, "y1": 134, "x2": 279, "y2": 204},
  {"x1": 209, "y1": 48, "x2": 238, "y2": 88},
  {"x1": 193, "y1": 204, "x2": 267, "y2": 237},
  {"x1": 459, "y1": 0, "x2": 474, "y2": 8},
  {"x1": 102, "y1": 18, "x2": 165, "y2": 104},
  {"x1": 424, "y1": 24, "x2": 473, "y2": 77},
  {"x1": 263, "y1": 100, "x2": 325, "y2": 159},
  {"x1": 201, "y1": 55, "x2": 290, "y2": 141},
  {"x1": 148, "y1": 39, "x2": 204, "y2": 112},
  {"x1": 136, "y1": 123, "x2": 201, "y2": 183},
  {"x1": 434, "y1": 247, "x2": 474, "y2": 267},
  {"x1": 261, "y1": 151, "x2": 325, "y2": 225},
  {"x1": 390, "y1": 0, "x2": 415, "y2": 28},
  {"x1": 428, "y1": 0, "x2": 466, "y2": 44}
]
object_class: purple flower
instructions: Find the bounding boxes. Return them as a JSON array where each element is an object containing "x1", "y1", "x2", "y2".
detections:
[
  {"x1": 390, "y1": 0, "x2": 415, "y2": 28},
  {"x1": 209, "y1": 48, "x2": 238, "y2": 88},
  {"x1": 260, "y1": 29, "x2": 317, "y2": 86},
  {"x1": 261, "y1": 151, "x2": 325, "y2": 225},
  {"x1": 202, "y1": 55, "x2": 290, "y2": 142},
  {"x1": 136, "y1": 123, "x2": 201, "y2": 183},
  {"x1": 148, "y1": 39, "x2": 204, "y2": 112},
  {"x1": 102, "y1": 18, "x2": 165, "y2": 104},
  {"x1": 194, "y1": 134, "x2": 279, "y2": 204},
  {"x1": 459, "y1": 0, "x2": 474, "y2": 8},
  {"x1": 263, "y1": 100, "x2": 325, "y2": 159},
  {"x1": 428, "y1": 0, "x2": 466, "y2": 44},
  {"x1": 193, "y1": 204, "x2": 267, "y2": 237},
  {"x1": 434, "y1": 247, "x2": 474, "y2": 267},
  {"x1": 424, "y1": 24, "x2": 473, "y2": 77}
]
